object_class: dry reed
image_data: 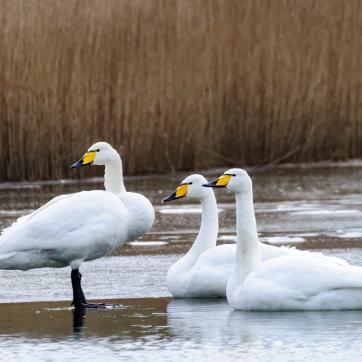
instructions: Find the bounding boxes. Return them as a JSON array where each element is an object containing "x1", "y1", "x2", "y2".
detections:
[{"x1": 0, "y1": 0, "x2": 362, "y2": 181}]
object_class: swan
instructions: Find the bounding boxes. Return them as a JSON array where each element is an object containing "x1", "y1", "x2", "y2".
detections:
[
  {"x1": 204, "y1": 168, "x2": 362, "y2": 310},
  {"x1": 162, "y1": 174, "x2": 346, "y2": 298},
  {"x1": 162, "y1": 174, "x2": 232, "y2": 297},
  {"x1": 0, "y1": 142, "x2": 154, "y2": 308}
]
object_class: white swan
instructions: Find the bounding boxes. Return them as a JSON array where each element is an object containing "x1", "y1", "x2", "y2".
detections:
[
  {"x1": 162, "y1": 174, "x2": 346, "y2": 298},
  {"x1": 163, "y1": 174, "x2": 231, "y2": 297},
  {"x1": 205, "y1": 168, "x2": 362, "y2": 310},
  {"x1": 0, "y1": 142, "x2": 154, "y2": 308}
]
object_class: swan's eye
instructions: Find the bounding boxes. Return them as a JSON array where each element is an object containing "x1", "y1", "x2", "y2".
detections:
[
  {"x1": 96, "y1": 149, "x2": 100, "y2": 152},
  {"x1": 189, "y1": 182, "x2": 193, "y2": 185}
]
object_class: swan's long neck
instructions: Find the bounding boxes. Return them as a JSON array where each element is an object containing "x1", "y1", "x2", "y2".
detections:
[
  {"x1": 232, "y1": 188, "x2": 260, "y2": 284},
  {"x1": 104, "y1": 154, "x2": 126, "y2": 195},
  {"x1": 181, "y1": 191, "x2": 219, "y2": 267}
]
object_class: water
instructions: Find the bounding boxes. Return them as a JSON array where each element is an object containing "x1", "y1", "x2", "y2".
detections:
[
  {"x1": 1, "y1": 164, "x2": 362, "y2": 360},
  {"x1": 3, "y1": 299, "x2": 362, "y2": 361}
]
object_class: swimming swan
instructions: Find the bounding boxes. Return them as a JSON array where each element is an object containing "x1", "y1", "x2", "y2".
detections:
[
  {"x1": 205, "y1": 169, "x2": 362, "y2": 310},
  {"x1": 163, "y1": 174, "x2": 347, "y2": 298},
  {"x1": 0, "y1": 142, "x2": 155, "y2": 308},
  {"x1": 163, "y1": 174, "x2": 233, "y2": 297}
]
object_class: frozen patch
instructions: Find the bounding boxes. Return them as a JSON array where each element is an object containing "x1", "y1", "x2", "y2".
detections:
[
  {"x1": 261, "y1": 236, "x2": 306, "y2": 245},
  {"x1": 128, "y1": 241, "x2": 168, "y2": 246}
]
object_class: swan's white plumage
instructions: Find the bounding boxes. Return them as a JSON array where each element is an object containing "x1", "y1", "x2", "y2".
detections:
[
  {"x1": 230, "y1": 255, "x2": 362, "y2": 310},
  {"x1": 164, "y1": 174, "x2": 347, "y2": 298},
  {"x1": 211, "y1": 168, "x2": 362, "y2": 310},
  {"x1": 0, "y1": 191, "x2": 128, "y2": 270},
  {"x1": 2, "y1": 194, "x2": 74, "y2": 231},
  {"x1": 0, "y1": 142, "x2": 154, "y2": 273}
]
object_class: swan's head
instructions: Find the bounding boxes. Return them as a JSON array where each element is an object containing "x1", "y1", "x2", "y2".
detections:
[
  {"x1": 70, "y1": 142, "x2": 119, "y2": 168},
  {"x1": 203, "y1": 168, "x2": 252, "y2": 193},
  {"x1": 162, "y1": 174, "x2": 211, "y2": 202}
]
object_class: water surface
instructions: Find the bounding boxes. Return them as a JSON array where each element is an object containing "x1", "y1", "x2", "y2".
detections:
[{"x1": 1, "y1": 165, "x2": 362, "y2": 360}]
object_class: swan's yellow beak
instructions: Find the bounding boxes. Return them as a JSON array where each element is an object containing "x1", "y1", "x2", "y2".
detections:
[
  {"x1": 162, "y1": 183, "x2": 188, "y2": 203},
  {"x1": 70, "y1": 151, "x2": 96, "y2": 168},
  {"x1": 203, "y1": 174, "x2": 232, "y2": 188}
]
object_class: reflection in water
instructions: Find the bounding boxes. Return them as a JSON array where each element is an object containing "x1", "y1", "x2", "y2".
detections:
[
  {"x1": 1, "y1": 298, "x2": 362, "y2": 359},
  {"x1": 167, "y1": 299, "x2": 362, "y2": 360},
  {"x1": 168, "y1": 298, "x2": 362, "y2": 343},
  {"x1": 227, "y1": 309, "x2": 362, "y2": 343},
  {"x1": 73, "y1": 308, "x2": 86, "y2": 337},
  {"x1": 167, "y1": 299, "x2": 231, "y2": 341}
]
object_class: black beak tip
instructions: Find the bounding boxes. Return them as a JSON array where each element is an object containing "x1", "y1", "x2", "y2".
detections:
[
  {"x1": 162, "y1": 190, "x2": 181, "y2": 203},
  {"x1": 162, "y1": 193, "x2": 176, "y2": 203},
  {"x1": 203, "y1": 180, "x2": 218, "y2": 188},
  {"x1": 69, "y1": 159, "x2": 84, "y2": 169}
]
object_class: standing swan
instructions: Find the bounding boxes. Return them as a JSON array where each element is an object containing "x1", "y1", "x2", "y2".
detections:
[
  {"x1": 205, "y1": 169, "x2": 362, "y2": 310},
  {"x1": 163, "y1": 174, "x2": 347, "y2": 298},
  {"x1": 0, "y1": 142, "x2": 154, "y2": 308}
]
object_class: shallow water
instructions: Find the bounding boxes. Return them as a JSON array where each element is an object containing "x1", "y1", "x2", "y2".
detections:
[
  {"x1": 2, "y1": 298, "x2": 362, "y2": 361},
  {"x1": 1, "y1": 165, "x2": 362, "y2": 360}
]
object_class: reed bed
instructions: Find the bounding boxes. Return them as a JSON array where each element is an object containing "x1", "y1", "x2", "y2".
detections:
[{"x1": 0, "y1": 0, "x2": 362, "y2": 181}]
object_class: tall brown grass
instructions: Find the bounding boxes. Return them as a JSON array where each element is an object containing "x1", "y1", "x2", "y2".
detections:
[{"x1": 0, "y1": 0, "x2": 362, "y2": 181}]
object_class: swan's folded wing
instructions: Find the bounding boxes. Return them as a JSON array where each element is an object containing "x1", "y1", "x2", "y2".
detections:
[
  {"x1": 194, "y1": 244, "x2": 235, "y2": 269},
  {"x1": 1, "y1": 194, "x2": 74, "y2": 237},
  {"x1": 260, "y1": 243, "x2": 348, "y2": 266},
  {"x1": 257, "y1": 255, "x2": 362, "y2": 298},
  {"x1": 0, "y1": 191, "x2": 128, "y2": 254}
]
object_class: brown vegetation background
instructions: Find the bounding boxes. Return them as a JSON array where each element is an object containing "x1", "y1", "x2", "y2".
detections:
[{"x1": 0, "y1": 0, "x2": 362, "y2": 181}]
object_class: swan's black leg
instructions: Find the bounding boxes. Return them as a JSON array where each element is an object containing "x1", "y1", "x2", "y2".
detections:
[
  {"x1": 77, "y1": 271, "x2": 87, "y2": 304},
  {"x1": 71, "y1": 269, "x2": 86, "y2": 308},
  {"x1": 71, "y1": 269, "x2": 120, "y2": 309}
]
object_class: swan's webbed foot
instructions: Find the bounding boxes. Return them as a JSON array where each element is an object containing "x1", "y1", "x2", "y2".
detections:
[{"x1": 75, "y1": 302, "x2": 122, "y2": 309}]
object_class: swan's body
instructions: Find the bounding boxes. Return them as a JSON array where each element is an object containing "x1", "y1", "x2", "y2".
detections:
[
  {"x1": 0, "y1": 142, "x2": 154, "y2": 307},
  {"x1": 0, "y1": 191, "x2": 153, "y2": 270},
  {"x1": 206, "y1": 168, "x2": 362, "y2": 310},
  {"x1": 163, "y1": 174, "x2": 346, "y2": 299}
]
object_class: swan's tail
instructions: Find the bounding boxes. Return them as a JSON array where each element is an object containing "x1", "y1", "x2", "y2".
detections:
[
  {"x1": 0, "y1": 252, "x2": 17, "y2": 269},
  {"x1": 0, "y1": 252, "x2": 16, "y2": 260}
]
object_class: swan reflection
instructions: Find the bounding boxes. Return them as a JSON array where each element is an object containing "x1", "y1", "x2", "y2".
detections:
[{"x1": 167, "y1": 298, "x2": 362, "y2": 349}]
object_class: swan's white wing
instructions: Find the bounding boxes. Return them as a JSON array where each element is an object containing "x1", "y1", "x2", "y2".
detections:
[
  {"x1": 194, "y1": 243, "x2": 348, "y2": 269},
  {"x1": 232, "y1": 255, "x2": 362, "y2": 310},
  {"x1": 187, "y1": 244, "x2": 235, "y2": 296},
  {"x1": 256, "y1": 256, "x2": 362, "y2": 294},
  {"x1": 260, "y1": 243, "x2": 348, "y2": 266},
  {"x1": 194, "y1": 244, "x2": 235, "y2": 269},
  {"x1": 0, "y1": 190, "x2": 129, "y2": 269},
  {"x1": 1, "y1": 194, "x2": 74, "y2": 236}
]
